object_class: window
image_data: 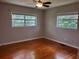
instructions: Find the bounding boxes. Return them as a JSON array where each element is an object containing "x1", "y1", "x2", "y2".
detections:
[
  {"x1": 56, "y1": 14, "x2": 78, "y2": 29},
  {"x1": 12, "y1": 14, "x2": 37, "y2": 27}
]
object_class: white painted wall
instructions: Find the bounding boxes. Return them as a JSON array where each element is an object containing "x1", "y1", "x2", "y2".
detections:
[
  {"x1": 45, "y1": 2, "x2": 79, "y2": 59},
  {"x1": 0, "y1": 3, "x2": 44, "y2": 45},
  {"x1": 45, "y1": 2, "x2": 79, "y2": 48}
]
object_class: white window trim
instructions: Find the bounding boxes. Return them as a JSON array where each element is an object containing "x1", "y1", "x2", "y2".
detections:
[{"x1": 11, "y1": 13, "x2": 38, "y2": 27}]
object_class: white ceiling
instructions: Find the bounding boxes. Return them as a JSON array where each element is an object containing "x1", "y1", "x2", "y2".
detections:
[{"x1": 0, "y1": 0, "x2": 79, "y2": 9}]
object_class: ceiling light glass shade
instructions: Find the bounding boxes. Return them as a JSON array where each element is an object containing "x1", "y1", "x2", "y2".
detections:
[{"x1": 36, "y1": 2, "x2": 43, "y2": 8}]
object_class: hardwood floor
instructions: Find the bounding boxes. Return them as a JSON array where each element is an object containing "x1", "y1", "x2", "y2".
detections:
[{"x1": 0, "y1": 38, "x2": 78, "y2": 59}]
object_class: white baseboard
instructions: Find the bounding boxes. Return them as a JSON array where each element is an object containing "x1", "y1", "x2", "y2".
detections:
[
  {"x1": 45, "y1": 37, "x2": 79, "y2": 49},
  {"x1": 0, "y1": 36, "x2": 43, "y2": 46},
  {"x1": 0, "y1": 36, "x2": 78, "y2": 49}
]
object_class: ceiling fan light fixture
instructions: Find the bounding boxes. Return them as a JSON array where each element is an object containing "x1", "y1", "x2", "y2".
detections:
[
  {"x1": 36, "y1": 2, "x2": 43, "y2": 8},
  {"x1": 33, "y1": 0, "x2": 51, "y2": 8}
]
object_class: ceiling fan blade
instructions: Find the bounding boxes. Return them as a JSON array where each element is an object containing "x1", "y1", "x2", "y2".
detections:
[
  {"x1": 33, "y1": 0, "x2": 36, "y2": 2},
  {"x1": 33, "y1": 0, "x2": 42, "y2": 3},
  {"x1": 43, "y1": 2, "x2": 51, "y2": 4},
  {"x1": 43, "y1": 4, "x2": 49, "y2": 7}
]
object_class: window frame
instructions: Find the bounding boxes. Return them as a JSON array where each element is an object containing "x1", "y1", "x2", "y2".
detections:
[
  {"x1": 56, "y1": 14, "x2": 78, "y2": 29},
  {"x1": 11, "y1": 13, "x2": 38, "y2": 27}
]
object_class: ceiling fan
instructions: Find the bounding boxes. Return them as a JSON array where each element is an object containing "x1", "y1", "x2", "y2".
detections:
[{"x1": 33, "y1": 0, "x2": 52, "y2": 8}]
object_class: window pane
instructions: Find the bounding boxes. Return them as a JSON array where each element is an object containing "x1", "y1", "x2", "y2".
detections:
[
  {"x1": 25, "y1": 16, "x2": 37, "y2": 26},
  {"x1": 56, "y1": 14, "x2": 78, "y2": 29},
  {"x1": 11, "y1": 14, "x2": 37, "y2": 27},
  {"x1": 25, "y1": 16, "x2": 37, "y2": 19},
  {"x1": 25, "y1": 19, "x2": 36, "y2": 26},
  {"x1": 57, "y1": 14, "x2": 78, "y2": 20},
  {"x1": 12, "y1": 14, "x2": 24, "y2": 19},
  {"x1": 12, "y1": 20, "x2": 24, "y2": 27}
]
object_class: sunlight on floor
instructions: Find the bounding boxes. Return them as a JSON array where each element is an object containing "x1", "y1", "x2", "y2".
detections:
[{"x1": 13, "y1": 50, "x2": 35, "y2": 59}]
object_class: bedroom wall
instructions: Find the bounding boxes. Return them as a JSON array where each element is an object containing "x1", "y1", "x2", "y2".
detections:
[
  {"x1": 0, "y1": 3, "x2": 44, "y2": 45},
  {"x1": 0, "y1": 4, "x2": 2, "y2": 41},
  {"x1": 45, "y1": 2, "x2": 79, "y2": 48},
  {"x1": 45, "y1": 2, "x2": 79, "y2": 59}
]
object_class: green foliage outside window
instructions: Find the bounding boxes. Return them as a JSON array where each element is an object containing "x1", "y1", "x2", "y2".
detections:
[{"x1": 56, "y1": 14, "x2": 78, "y2": 29}]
